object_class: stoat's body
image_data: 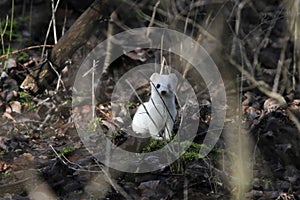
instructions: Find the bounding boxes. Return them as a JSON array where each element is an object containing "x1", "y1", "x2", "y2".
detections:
[{"x1": 132, "y1": 73, "x2": 178, "y2": 139}]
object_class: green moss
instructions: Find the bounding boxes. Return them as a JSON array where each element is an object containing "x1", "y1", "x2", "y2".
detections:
[
  {"x1": 142, "y1": 136, "x2": 222, "y2": 174},
  {"x1": 127, "y1": 102, "x2": 137, "y2": 109},
  {"x1": 18, "y1": 91, "x2": 35, "y2": 110},
  {"x1": 88, "y1": 117, "x2": 103, "y2": 132},
  {"x1": 58, "y1": 146, "x2": 76, "y2": 157},
  {"x1": 143, "y1": 139, "x2": 220, "y2": 162},
  {"x1": 18, "y1": 91, "x2": 31, "y2": 100},
  {"x1": 142, "y1": 138, "x2": 165, "y2": 152},
  {"x1": 16, "y1": 51, "x2": 29, "y2": 62},
  {"x1": 1, "y1": 170, "x2": 11, "y2": 178}
]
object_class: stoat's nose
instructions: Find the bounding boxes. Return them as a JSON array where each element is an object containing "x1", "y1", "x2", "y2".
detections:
[{"x1": 161, "y1": 90, "x2": 167, "y2": 95}]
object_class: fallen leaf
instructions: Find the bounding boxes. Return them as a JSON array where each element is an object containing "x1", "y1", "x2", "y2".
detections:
[{"x1": 6, "y1": 101, "x2": 22, "y2": 113}]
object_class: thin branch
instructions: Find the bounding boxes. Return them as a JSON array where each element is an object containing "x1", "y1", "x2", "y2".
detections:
[
  {"x1": 0, "y1": 16, "x2": 9, "y2": 55},
  {"x1": 273, "y1": 36, "x2": 288, "y2": 93},
  {"x1": 92, "y1": 60, "x2": 96, "y2": 119},
  {"x1": 228, "y1": 55, "x2": 286, "y2": 105},
  {"x1": 0, "y1": 45, "x2": 54, "y2": 59},
  {"x1": 49, "y1": 144, "x2": 100, "y2": 172},
  {"x1": 147, "y1": 0, "x2": 160, "y2": 37},
  {"x1": 61, "y1": 4, "x2": 68, "y2": 36},
  {"x1": 50, "y1": 144, "x2": 132, "y2": 199},
  {"x1": 103, "y1": 12, "x2": 115, "y2": 73},
  {"x1": 93, "y1": 159, "x2": 133, "y2": 200},
  {"x1": 41, "y1": 0, "x2": 60, "y2": 58},
  {"x1": 287, "y1": 109, "x2": 300, "y2": 132},
  {"x1": 48, "y1": 59, "x2": 65, "y2": 91},
  {"x1": 51, "y1": 0, "x2": 59, "y2": 44}
]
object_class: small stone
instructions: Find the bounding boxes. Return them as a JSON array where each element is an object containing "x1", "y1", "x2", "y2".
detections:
[
  {"x1": 263, "y1": 181, "x2": 274, "y2": 191},
  {"x1": 249, "y1": 190, "x2": 263, "y2": 198},
  {"x1": 5, "y1": 58, "x2": 17, "y2": 69},
  {"x1": 252, "y1": 178, "x2": 262, "y2": 190},
  {"x1": 280, "y1": 181, "x2": 290, "y2": 192}
]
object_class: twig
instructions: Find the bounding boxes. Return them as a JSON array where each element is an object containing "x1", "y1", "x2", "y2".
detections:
[
  {"x1": 92, "y1": 60, "x2": 96, "y2": 119},
  {"x1": 0, "y1": 16, "x2": 9, "y2": 55},
  {"x1": 159, "y1": 35, "x2": 164, "y2": 73},
  {"x1": 230, "y1": 0, "x2": 249, "y2": 57},
  {"x1": 0, "y1": 45, "x2": 54, "y2": 59},
  {"x1": 95, "y1": 106, "x2": 120, "y2": 128},
  {"x1": 50, "y1": 144, "x2": 68, "y2": 166},
  {"x1": 157, "y1": 7, "x2": 218, "y2": 42},
  {"x1": 0, "y1": 120, "x2": 43, "y2": 127},
  {"x1": 180, "y1": 8, "x2": 213, "y2": 83},
  {"x1": 273, "y1": 36, "x2": 288, "y2": 93},
  {"x1": 124, "y1": 2, "x2": 167, "y2": 28},
  {"x1": 251, "y1": 9, "x2": 283, "y2": 74},
  {"x1": 228, "y1": 55, "x2": 286, "y2": 105},
  {"x1": 184, "y1": 177, "x2": 188, "y2": 200},
  {"x1": 159, "y1": 56, "x2": 166, "y2": 74},
  {"x1": 293, "y1": 0, "x2": 300, "y2": 90},
  {"x1": 183, "y1": 0, "x2": 193, "y2": 35},
  {"x1": 41, "y1": 0, "x2": 60, "y2": 58},
  {"x1": 51, "y1": 0, "x2": 59, "y2": 44},
  {"x1": 103, "y1": 11, "x2": 115, "y2": 73},
  {"x1": 0, "y1": 176, "x2": 35, "y2": 190},
  {"x1": 48, "y1": 59, "x2": 65, "y2": 91},
  {"x1": 49, "y1": 144, "x2": 132, "y2": 199},
  {"x1": 285, "y1": 0, "x2": 300, "y2": 91},
  {"x1": 287, "y1": 109, "x2": 300, "y2": 132},
  {"x1": 61, "y1": 3, "x2": 68, "y2": 36},
  {"x1": 38, "y1": 100, "x2": 55, "y2": 130},
  {"x1": 49, "y1": 144, "x2": 100, "y2": 172},
  {"x1": 203, "y1": 157, "x2": 237, "y2": 183},
  {"x1": 147, "y1": 0, "x2": 160, "y2": 37},
  {"x1": 93, "y1": 159, "x2": 133, "y2": 200},
  {"x1": 9, "y1": 0, "x2": 14, "y2": 43}
]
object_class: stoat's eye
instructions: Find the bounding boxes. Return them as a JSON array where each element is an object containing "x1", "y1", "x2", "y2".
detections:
[{"x1": 156, "y1": 84, "x2": 160, "y2": 88}]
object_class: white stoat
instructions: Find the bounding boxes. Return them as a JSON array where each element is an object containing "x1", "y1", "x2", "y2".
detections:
[{"x1": 132, "y1": 73, "x2": 178, "y2": 139}]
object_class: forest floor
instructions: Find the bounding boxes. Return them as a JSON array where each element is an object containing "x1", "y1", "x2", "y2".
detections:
[{"x1": 0, "y1": 0, "x2": 300, "y2": 199}]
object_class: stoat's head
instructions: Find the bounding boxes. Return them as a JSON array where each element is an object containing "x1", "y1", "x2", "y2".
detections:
[{"x1": 150, "y1": 73, "x2": 178, "y2": 97}]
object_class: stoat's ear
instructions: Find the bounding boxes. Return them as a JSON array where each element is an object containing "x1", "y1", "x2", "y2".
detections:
[
  {"x1": 150, "y1": 72, "x2": 159, "y2": 82},
  {"x1": 169, "y1": 73, "x2": 178, "y2": 88}
]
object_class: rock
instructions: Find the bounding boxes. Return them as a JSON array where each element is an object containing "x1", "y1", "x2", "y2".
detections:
[
  {"x1": 138, "y1": 180, "x2": 160, "y2": 198},
  {"x1": 263, "y1": 181, "x2": 275, "y2": 191},
  {"x1": 253, "y1": 178, "x2": 262, "y2": 190},
  {"x1": 263, "y1": 191, "x2": 280, "y2": 199},
  {"x1": 250, "y1": 190, "x2": 264, "y2": 198},
  {"x1": 284, "y1": 165, "x2": 300, "y2": 184},
  {"x1": 281, "y1": 181, "x2": 290, "y2": 192}
]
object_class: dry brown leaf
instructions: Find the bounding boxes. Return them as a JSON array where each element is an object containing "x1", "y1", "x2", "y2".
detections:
[
  {"x1": 6, "y1": 101, "x2": 22, "y2": 113},
  {"x1": 2, "y1": 112, "x2": 16, "y2": 121}
]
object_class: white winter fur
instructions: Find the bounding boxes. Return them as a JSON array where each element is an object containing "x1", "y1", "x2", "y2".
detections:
[{"x1": 132, "y1": 73, "x2": 178, "y2": 139}]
